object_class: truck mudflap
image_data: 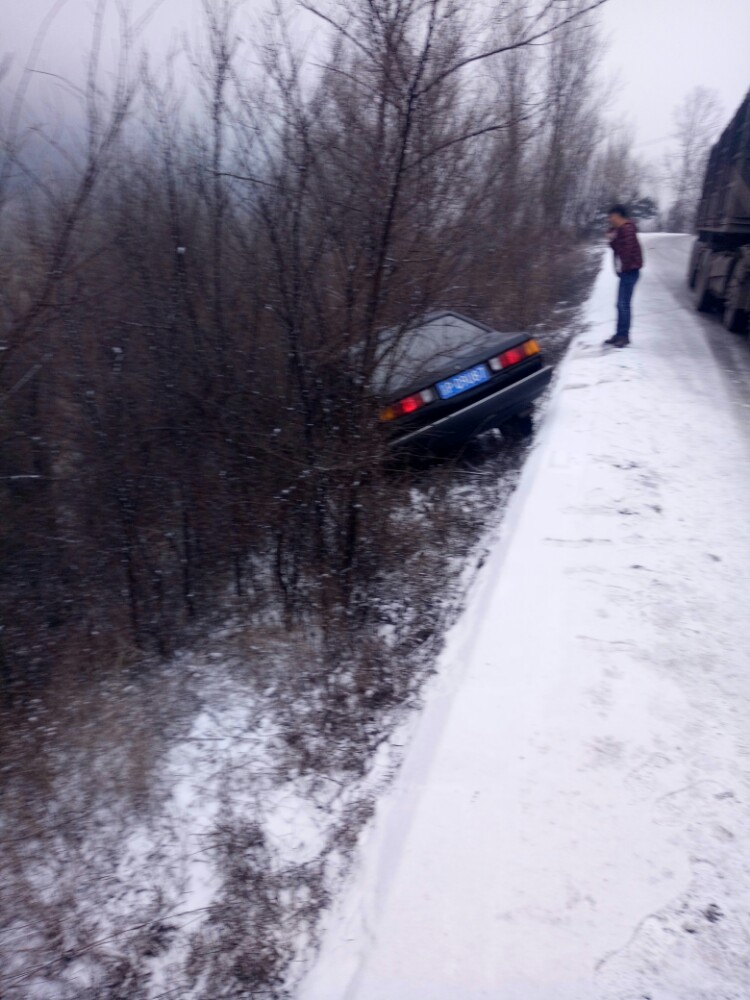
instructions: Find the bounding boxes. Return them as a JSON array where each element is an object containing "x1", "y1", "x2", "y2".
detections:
[
  {"x1": 695, "y1": 249, "x2": 738, "y2": 314},
  {"x1": 722, "y1": 247, "x2": 750, "y2": 333},
  {"x1": 688, "y1": 240, "x2": 703, "y2": 289}
]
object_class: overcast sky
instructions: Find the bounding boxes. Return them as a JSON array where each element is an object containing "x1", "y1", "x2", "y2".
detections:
[
  {"x1": 599, "y1": 0, "x2": 750, "y2": 154},
  {"x1": 2, "y1": 0, "x2": 749, "y2": 175}
]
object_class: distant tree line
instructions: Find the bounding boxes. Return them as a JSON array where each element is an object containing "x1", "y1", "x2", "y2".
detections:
[
  {"x1": 664, "y1": 86, "x2": 724, "y2": 233},
  {"x1": 1, "y1": 0, "x2": 629, "y2": 700}
]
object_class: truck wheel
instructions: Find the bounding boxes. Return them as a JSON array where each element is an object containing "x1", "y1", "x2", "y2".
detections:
[
  {"x1": 694, "y1": 253, "x2": 715, "y2": 312},
  {"x1": 722, "y1": 267, "x2": 748, "y2": 333},
  {"x1": 687, "y1": 240, "x2": 703, "y2": 289}
]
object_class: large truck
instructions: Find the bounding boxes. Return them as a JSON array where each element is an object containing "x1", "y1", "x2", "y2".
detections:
[{"x1": 688, "y1": 88, "x2": 750, "y2": 334}]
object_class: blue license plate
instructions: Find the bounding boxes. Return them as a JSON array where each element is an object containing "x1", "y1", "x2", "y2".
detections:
[{"x1": 436, "y1": 363, "x2": 492, "y2": 400}]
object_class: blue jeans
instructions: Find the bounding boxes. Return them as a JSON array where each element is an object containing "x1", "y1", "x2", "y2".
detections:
[{"x1": 617, "y1": 270, "x2": 640, "y2": 340}]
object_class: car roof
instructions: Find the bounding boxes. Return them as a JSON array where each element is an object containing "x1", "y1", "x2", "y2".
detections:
[{"x1": 376, "y1": 310, "x2": 529, "y2": 398}]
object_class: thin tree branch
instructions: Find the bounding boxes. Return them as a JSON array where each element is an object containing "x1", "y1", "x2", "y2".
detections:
[
  {"x1": 405, "y1": 109, "x2": 539, "y2": 171},
  {"x1": 417, "y1": 0, "x2": 611, "y2": 97}
]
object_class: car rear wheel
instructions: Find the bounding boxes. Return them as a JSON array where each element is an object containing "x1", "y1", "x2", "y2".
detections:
[{"x1": 499, "y1": 412, "x2": 533, "y2": 441}]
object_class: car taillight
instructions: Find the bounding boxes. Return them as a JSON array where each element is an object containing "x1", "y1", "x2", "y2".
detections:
[
  {"x1": 488, "y1": 339, "x2": 540, "y2": 372},
  {"x1": 380, "y1": 388, "x2": 436, "y2": 422}
]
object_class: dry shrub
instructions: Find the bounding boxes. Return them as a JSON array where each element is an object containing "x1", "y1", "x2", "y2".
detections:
[
  {"x1": 0, "y1": 661, "x2": 194, "y2": 999},
  {"x1": 187, "y1": 818, "x2": 328, "y2": 1000}
]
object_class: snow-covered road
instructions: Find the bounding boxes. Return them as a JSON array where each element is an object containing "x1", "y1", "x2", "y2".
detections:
[{"x1": 298, "y1": 234, "x2": 750, "y2": 1000}]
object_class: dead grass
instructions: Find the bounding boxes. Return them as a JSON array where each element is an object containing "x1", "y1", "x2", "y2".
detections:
[{"x1": 0, "y1": 658, "x2": 197, "y2": 999}]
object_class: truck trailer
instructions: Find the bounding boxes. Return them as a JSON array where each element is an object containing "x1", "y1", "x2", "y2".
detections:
[{"x1": 688, "y1": 88, "x2": 750, "y2": 334}]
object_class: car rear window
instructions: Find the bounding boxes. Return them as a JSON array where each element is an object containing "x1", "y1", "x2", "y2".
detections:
[{"x1": 376, "y1": 314, "x2": 500, "y2": 392}]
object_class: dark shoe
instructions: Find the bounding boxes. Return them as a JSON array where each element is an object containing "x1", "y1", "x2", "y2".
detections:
[{"x1": 603, "y1": 335, "x2": 629, "y2": 348}]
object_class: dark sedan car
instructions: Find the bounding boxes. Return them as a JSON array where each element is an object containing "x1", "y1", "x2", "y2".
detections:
[{"x1": 376, "y1": 310, "x2": 552, "y2": 452}]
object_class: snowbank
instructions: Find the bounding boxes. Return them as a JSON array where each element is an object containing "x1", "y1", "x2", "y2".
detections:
[{"x1": 298, "y1": 234, "x2": 750, "y2": 1000}]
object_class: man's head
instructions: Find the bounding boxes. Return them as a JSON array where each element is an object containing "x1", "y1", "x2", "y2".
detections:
[{"x1": 608, "y1": 204, "x2": 629, "y2": 228}]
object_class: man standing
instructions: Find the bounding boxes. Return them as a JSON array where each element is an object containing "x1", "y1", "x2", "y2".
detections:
[{"x1": 604, "y1": 205, "x2": 643, "y2": 348}]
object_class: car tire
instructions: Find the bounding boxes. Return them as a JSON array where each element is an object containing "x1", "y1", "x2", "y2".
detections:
[{"x1": 500, "y1": 412, "x2": 533, "y2": 441}]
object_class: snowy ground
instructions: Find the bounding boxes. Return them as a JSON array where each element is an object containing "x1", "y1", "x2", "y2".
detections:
[
  {"x1": 0, "y1": 451, "x2": 527, "y2": 998},
  {"x1": 298, "y1": 234, "x2": 750, "y2": 1000}
]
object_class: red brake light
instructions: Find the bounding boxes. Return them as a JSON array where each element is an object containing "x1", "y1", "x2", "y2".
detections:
[
  {"x1": 380, "y1": 388, "x2": 436, "y2": 422},
  {"x1": 501, "y1": 347, "x2": 524, "y2": 366},
  {"x1": 489, "y1": 339, "x2": 541, "y2": 372}
]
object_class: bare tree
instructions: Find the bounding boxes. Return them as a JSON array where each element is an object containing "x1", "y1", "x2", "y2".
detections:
[
  {"x1": 666, "y1": 85, "x2": 723, "y2": 232},
  {"x1": 579, "y1": 125, "x2": 657, "y2": 234},
  {"x1": 0, "y1": 0, "x2": 616, "y2": 690}
]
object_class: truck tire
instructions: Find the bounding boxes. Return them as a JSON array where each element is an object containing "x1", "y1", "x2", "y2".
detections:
[
  {"x1": 694, "y1": 253, "x2": 715, "y2": 312},
  {"x1": 723, "y1": 266, "x2": 749, "y2": 333},
  {"x1": 687, "y1": 240, "x2": 703, "y2": 289}
]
